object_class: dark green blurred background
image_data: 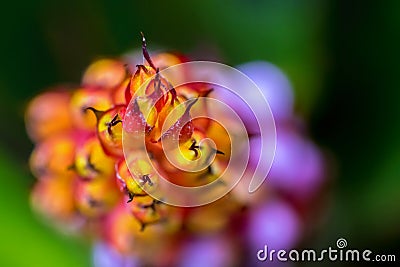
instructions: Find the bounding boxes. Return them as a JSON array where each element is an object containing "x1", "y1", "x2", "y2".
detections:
[{"x1": 0, "y1": 0, "x2": 399, "y2": 266}]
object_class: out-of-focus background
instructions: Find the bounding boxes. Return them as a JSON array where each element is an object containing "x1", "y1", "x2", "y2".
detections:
[{"x1": 0, "y1": 0, "x2": 399, "y2": 266}]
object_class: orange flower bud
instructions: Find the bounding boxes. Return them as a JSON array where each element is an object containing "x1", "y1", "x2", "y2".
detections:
[
  {"x1": 31, "y1": 174, "x2": 77, "y2": 223},
  {"x1": 82, "y1": 59, "x2": 126, "y2": 89},
  {"x1": 74, "y1": 136, "x2": 115, "y2": 180},
  {"x1": 70, "y1": 88, "x2": 113, "y2": 130},
  {"x1": 96, "y1": 105, "x2": 126, "y2": 158},
  {"x1": 25, "y1": 90, "x2": 73, "y2": 142},
  {"x1": 75, "y1": 175, "x2": 121, "y2": 217},
  {"x1": 29, "y1": 133, "x2": 76, "y2": 178}
]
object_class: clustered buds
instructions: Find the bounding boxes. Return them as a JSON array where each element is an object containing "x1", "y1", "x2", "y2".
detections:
[
  {"x1": 26, "y1": 37, "x2": 326, "y2": 266},
  {"x1": 26, "y1": 37, "x2": 244, "y2": 261}
]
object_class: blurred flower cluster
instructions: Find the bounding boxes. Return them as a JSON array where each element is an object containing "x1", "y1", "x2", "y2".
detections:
[{"x1": 26, "y1": 38, "x2": 326, "y2": 267}]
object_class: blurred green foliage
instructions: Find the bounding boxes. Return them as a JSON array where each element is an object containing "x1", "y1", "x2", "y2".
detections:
[
  {"x1": 0, "y1": 0, "x2": 399, "y2": 266},
  {"x1": 313, "y1": 0, "x2": 400, "y2": 251},
  {"x1": 0, "y1": 149, "x2": 89, "y2": 266}
]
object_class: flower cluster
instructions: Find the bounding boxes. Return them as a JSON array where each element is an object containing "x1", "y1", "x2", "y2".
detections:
[
  {"x1": 26, "y1": 37, "x2": 326, "y2": 266},
  {"x1": 26, "y1": 37, "x2": 245, "y2": 263}
]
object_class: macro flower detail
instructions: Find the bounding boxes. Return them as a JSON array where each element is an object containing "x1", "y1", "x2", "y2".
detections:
[{"x1": 26, "y1": 35, "x2": 326, "y2": 266}]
